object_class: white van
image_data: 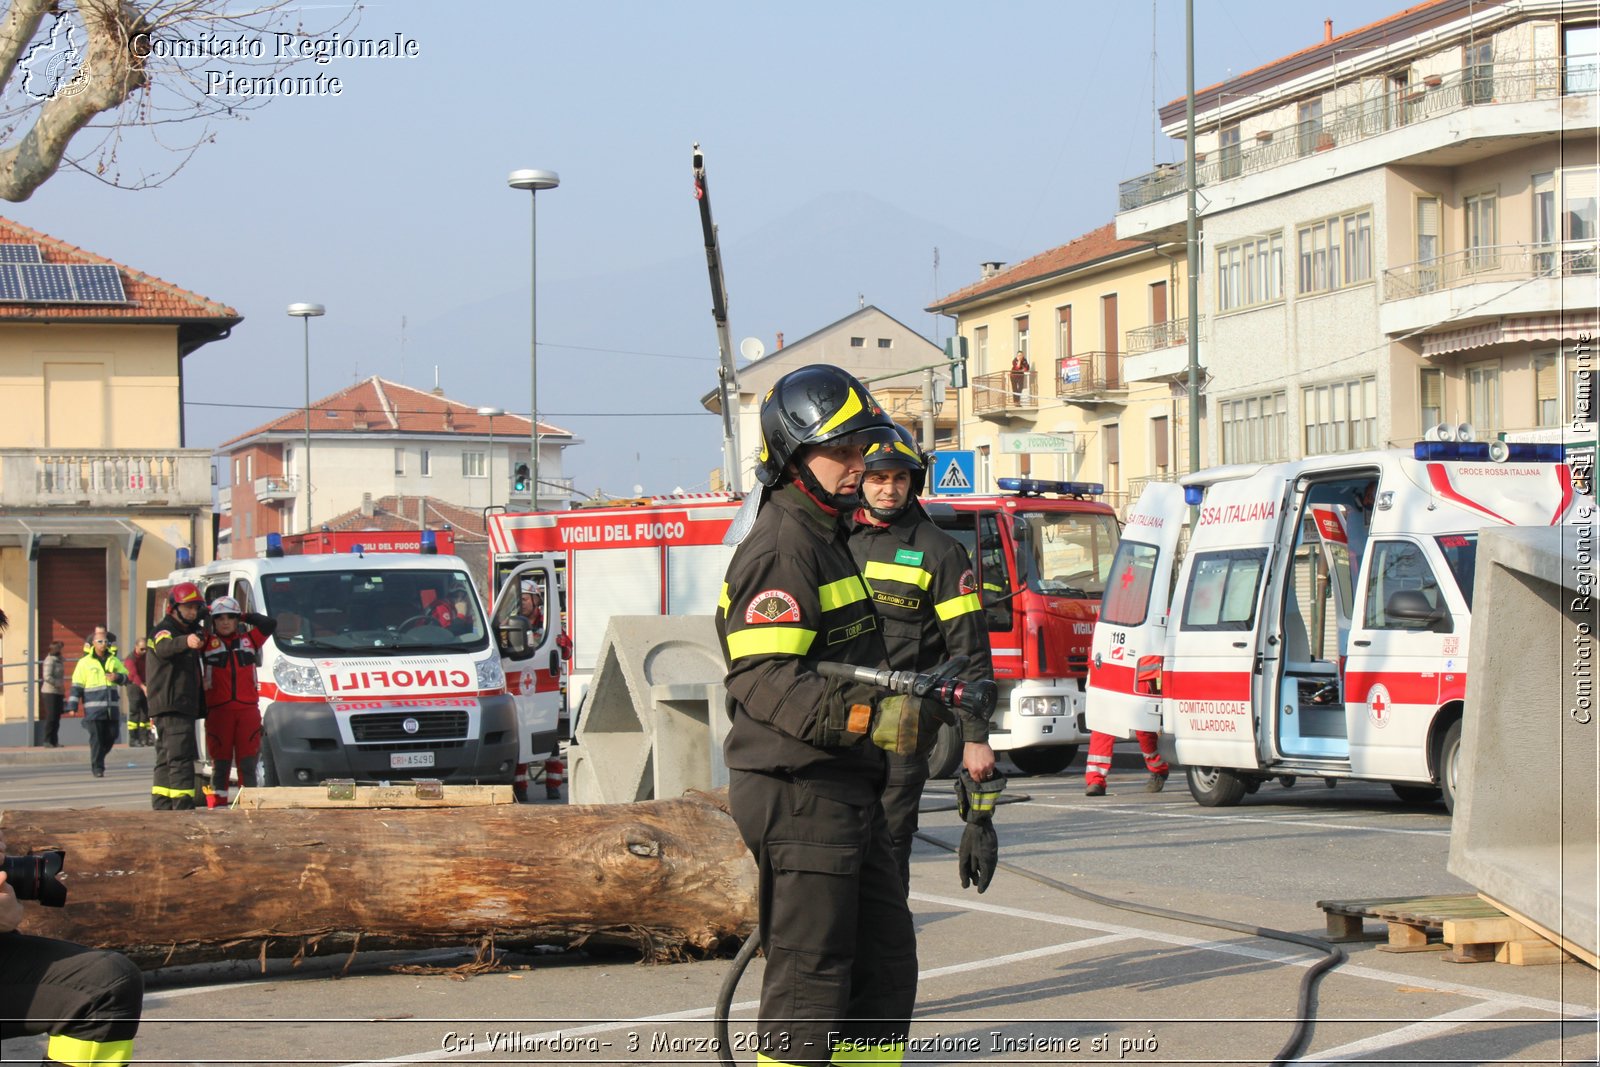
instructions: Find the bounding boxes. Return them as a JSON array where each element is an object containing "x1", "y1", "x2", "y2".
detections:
[
  {"x1": 1085, "y1": 439, "x2": 1587, "y2": 812},
  {"x1": 150, "y1": 536, "x2": 560, "y2": 794}
]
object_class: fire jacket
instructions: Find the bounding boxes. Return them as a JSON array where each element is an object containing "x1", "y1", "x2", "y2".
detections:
[
  {"x1": 202, "y1": 613, "x2": 277, "y2": 708},
  {"x1": 146, "y1": 615, "x2": 206, "y2": 719},
  {"x1": 717, "y1": 483, "x2": 892, "y2": 806},
  {"x1": 849, "y1": 509, "x2": 994, "y2": 743},
  {"x1": 68, "y1": 648, "x2": 127, "y2": 720}
]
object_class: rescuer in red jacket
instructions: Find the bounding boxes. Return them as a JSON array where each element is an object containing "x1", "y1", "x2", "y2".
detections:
[{"x1": 201, "y1": 597, "x2": 277, "y2": 808}]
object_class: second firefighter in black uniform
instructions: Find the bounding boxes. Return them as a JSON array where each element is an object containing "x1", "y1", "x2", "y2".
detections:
[
  {"x1": 718, "y1": 365, "x2": 921, "y2": 1067},
  {"x1": 850, "y1": 426, "x2": 998, "y2": 893},
  {"x1": 146, "y1": 581, "x2": 208, "y2": 810}
]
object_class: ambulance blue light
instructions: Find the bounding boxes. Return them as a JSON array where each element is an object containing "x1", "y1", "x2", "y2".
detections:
[
  {"x1": 351, "y1": 543, "x2": 365, "y2": 556},
  {"x1": 420, "y1": 529, "x2": 438, "y2": 555},
  {"x1": 264, "y1": 533, "x2": 283, "y2": 559},
  {"x1": 175, "y1": 546, "x2": 192, "y2": 568},
  {"x1": 1414, "y1": 441, "x2": 1491, "y2": 461},
  {"x1": 1183, "y1": 485, "x2": 1205, "y2": 506},
  {"x1": 996, "y1": 477, "x2": 1105, "y2": 497}
]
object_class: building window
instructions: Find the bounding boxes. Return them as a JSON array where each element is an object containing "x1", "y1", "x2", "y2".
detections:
[
  {"x1": 1414, "y1": 195, "x2": 1441, "y2": 289},
  {"x1": 394, "y1": 447, "x2": 405, "y2": 475},
  {"x1": 463, "y1": 451, "x2": 485, "y2": 478},
  {"x1": 1219, "y1": 124, "x2": 1241, "y2": 179},
  {"x1": 1389, "y1": 69, "x2": 1415, "y2": 127},
  {"x1": 1467, "y1": 359, "x2": 1502, "y2": 435},
  {"x1": 1303, "y1": 377, "x2": 1377, "y2": 455},
  {"x1": 1220, "y1": 391, "x2": 1288, "y2": 463},
  {"x1": 1149, "y1": 280, "x2": 1168, "y2": 325},
  {"x1": 1565, "y1": 167, "x2": 1598, "y2": 242},
  {"x1": 1535, "y1": 353, "x2": 1561, "y2": 427},
  {"x1": 1297, "y1": 211, "x2": 1371, "y2": 294},
  {"x1": 1103, "y1": 423, "x2": 1121, "y2": 494},
  {"x1": 850, "y1": 336, "x2": 865, "y2": 347},
  {"x1": 877, "y1": 338, "x2": 893, "y2": 349},
  {"x1": 1056, "y1": 306, "x2": 1072, "y2": 358},
  {"x1": 1217, "y1": 232, "x2": 1284, "y2": 310},
  {"x1": 420, "y1": 449, "x2": 432, "y2": 477},
  {"x1": 1533, "y1": 172, "x2": 1557, "y2": 273},
  {"x1": 1296, "y1": 99, "x2": 1324, "y2": 156},
  {"x1": 1464, "y1": 38, "x2": 1495, "y2": 105},
  {"x1": 1100, "y1": 295, "x2": 1118, "y2": 356},
  {"x1": 974, "y1": 326, "x2": 989, "y2": 376},
  {"x1": 1014, "y1": 315, "x2": 1029, "y2": 362},
  {"x1": 1420, "y1": 367, "x2": 1444, "y2": 432},
  {"x1": 234, "y1": 459, "x2": 241, "y2": 485},
  {"x1": 1565, "y1": 23, "x2": 1600, "y2": 94},
  {"x1": 1152, "y1": 415, "x2": 1171, "y2": 475},
  {"x1": 1465, "y1": 192, "x2": 1498, "y2": 271}
]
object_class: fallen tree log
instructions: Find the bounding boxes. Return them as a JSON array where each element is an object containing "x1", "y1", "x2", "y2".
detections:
[{"x1": 1, "y1": 790, "x2": 756, "y2": 971}]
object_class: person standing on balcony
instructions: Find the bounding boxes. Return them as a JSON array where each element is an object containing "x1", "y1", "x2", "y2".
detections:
[
  {"x1": 1009, "y1": 351, "x2": 1030, "y2": 404},
  {"x1": 37, "y1": 641, "x2": 65, "y2": 748}
]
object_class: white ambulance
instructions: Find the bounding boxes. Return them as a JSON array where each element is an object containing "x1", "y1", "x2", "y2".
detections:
[
  {"x1": 1086, "y1": 437, "x2": 1588, "y2": 812},
  {"x1": 151, "y1": 531, "x2": 561, "y2": 796}
]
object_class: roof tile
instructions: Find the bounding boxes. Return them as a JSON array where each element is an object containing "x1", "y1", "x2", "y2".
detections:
[{"x1": 928, "y1": 223, "x2": 1151, "y2": 311}]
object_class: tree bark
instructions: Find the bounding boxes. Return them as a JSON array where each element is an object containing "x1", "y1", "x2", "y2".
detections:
[{"x1": 1, "y1": 791, "x2": 757, "y2": 970}]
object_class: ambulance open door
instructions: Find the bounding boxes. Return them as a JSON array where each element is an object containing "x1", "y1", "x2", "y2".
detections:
[
  {"x1": 489, "y1": 559, "x2": 562, "y2": 769},
  {"x1": 1085, "y1": 482, "x2": 1188, "y2": 739}
]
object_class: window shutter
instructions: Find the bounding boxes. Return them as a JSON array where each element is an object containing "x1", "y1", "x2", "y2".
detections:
[
  {"x1": 1417, "y1": 197, "x2": 1439, "y2": 237},
  {"x1": 1105, "y1": 423, "x2": 1121, "y2": 464},
  {"x1": 1534, "y1": 356, "x2": 1557, "y2": 400},
  {"x1": 1152, "y1": 416, "x2": 1170, "y2": 468}
]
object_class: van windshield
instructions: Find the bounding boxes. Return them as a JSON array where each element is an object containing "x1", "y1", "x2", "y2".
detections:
[
  {"x1": 1435, "y1": 534, "x2": 1478, "y2": 608},
  {"x1": 261, "y1": 568, "x2": 488, "y2": 654},
  {"x1": 1015, "y1": 511, "x2": 1122, "y2": 599}
]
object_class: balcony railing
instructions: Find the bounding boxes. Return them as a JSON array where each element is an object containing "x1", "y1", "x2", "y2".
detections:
[
  {"x1": 1054, "y1": 352, "x2": 1125, "y2": 399},
  {"x1": 253, "y1": 475, "x2": 298, "y2": 502},
  {"x1": 1125, "y1": 316, "x2": 1207, "y2": 355},
  {"x1": 1119, "y1": 58, "x2": 1596, "y2": 212},
  {"x1": 972, "y1": 370, "x2": 1040, "y2": 417},
  {"x1": 537, "y1": 475, "x2": 576, "y2": 499},
  {"x1": 1382, "y1": 241, "x2": 1598, "y2": 300},
  {"x1": 0, "y1": 449, "x2": 213, "y2": 508}
]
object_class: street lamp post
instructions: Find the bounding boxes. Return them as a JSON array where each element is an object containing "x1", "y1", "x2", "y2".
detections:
[
  {"x1": 508, "y1": 168, "x2": 559, "y2": 509},
  {"x1": 287, "y1": 302, "x2": 326, "y2": 532},
  {"x1": 477, "y1": 406, "x2": 505, "y2": 509}
]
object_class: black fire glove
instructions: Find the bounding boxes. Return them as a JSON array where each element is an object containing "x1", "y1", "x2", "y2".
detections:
[{"x1": 953, "y1": 770, "x2": 1006, "y2": 893}]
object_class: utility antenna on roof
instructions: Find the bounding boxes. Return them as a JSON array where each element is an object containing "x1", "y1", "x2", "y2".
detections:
[
  {"x1": 1151, "y1": 0, "x2": 1159, "y2": 165},
  {"x1": 432, "y1": 365, "x2": 444, "y2": 397},
  {"x1": 399, "y1": 315, "x2": 408, "y2": 384}
]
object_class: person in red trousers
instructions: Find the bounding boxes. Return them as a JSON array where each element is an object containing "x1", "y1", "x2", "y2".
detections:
[{"x1": 1084, "y1": 729, "x2": 1169, "y2": 796}]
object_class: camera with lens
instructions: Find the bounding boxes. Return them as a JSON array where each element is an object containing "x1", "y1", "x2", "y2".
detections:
[{"x1": 2, "y1": 849, "x2": 67, "y2": 907}]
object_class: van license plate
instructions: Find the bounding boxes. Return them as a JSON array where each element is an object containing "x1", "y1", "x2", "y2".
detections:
[{"x1": 391, "y1": 752, "x2": 435, "y2": 769}]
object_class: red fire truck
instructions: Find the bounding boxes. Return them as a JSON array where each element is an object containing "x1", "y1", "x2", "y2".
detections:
[{"x1": 487, "y1": 478, "x2": 1122, "y2": 776}]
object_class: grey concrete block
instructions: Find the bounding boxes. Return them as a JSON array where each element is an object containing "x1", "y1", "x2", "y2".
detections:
[{"x1": 1449, "y1": 523, "x2": 1598, "y2": 960}]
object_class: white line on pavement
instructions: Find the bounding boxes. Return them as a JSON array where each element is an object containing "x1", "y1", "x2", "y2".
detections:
[
  {"x1": 1027, "y1": 800, "x2": 1452, "y2": 837},
  {"x1": 1294, "y1": 1001, "x2": 1513, "y2": 1063}
]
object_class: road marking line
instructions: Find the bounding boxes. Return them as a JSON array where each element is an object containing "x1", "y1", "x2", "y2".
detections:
[
  {"x1": 1296, "y1": 1001, "x2": 1514, "y2": 1063},
  {"x1": 1027, "y1": 801, "x2": 1451, "y2": 837}
]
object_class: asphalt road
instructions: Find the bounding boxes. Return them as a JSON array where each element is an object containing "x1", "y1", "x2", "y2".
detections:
[{"x1": 2, "y1": 745, "x2": 1595, "y2": 1066}]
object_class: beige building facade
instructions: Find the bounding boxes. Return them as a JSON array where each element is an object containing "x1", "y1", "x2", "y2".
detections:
[
  {"x1": 928, "y1": 224, "x2": 1197, "y2": 514},
  {"x1": 1117, "y1": 0, "x2": 1597, "y2": 467}
]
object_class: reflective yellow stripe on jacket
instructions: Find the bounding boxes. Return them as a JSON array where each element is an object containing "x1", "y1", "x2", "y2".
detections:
[
  {"x1": 817, "y1": 575, "x2": 868, "y2": 612},
  {"x1": 862, "y1": 560, "x2": 932, "y2": 590},
  {"x1": 934, "y1": 592, "x2": 983, "y2": 621},
  {"x1": 46, "y1": 1034, "x2": 134, "y2": 1066},
  {"x1": 725, "y1": 626, "x2": 817, "y2": 660}
]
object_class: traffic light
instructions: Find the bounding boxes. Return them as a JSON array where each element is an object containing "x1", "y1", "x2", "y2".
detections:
[{"x1": 512, "y1": 463, "x2": 531, "y2": 494}]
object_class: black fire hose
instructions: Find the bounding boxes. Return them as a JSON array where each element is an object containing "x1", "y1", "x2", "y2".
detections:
[{"x1": 712, "y1": 789, "x2": 1347, "y2": 1067}]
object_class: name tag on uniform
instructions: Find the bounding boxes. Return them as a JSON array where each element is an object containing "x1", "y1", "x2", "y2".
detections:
[{"x1": 894, "y1": 548, "x2": 924, "y2": 567}]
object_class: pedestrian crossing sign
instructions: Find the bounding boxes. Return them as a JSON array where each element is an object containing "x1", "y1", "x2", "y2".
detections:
[{"x1": 930, "y1": 450, "x2": 976, "y2": 495}]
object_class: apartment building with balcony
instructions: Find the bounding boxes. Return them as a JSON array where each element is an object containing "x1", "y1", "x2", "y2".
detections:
[
  {"x1": 217, "y1": 375, "x2": 577, "y2": 557},
  {"x1": 1117, "y1": 0, "x2": 1598, "y2": 468},
  {"x1": 700, "y1": 305, "x2": 954, "y2": 489},
  {"x1": 927, "y1": 224, "x2": 1196, "y2": 513},
  {"x1": 0, "y1": 218, "x2": 239, "y2": 735}
]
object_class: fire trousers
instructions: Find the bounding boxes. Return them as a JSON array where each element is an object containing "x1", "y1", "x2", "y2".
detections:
[
  {"x1": 878, "y1": 750, "x2": 928, "y2": 896},
  {"x1": 151, "y1": 713, "x2": 199, "y2": 810},
  {"x1": 0, "y1": 931, "x2": 142, "y2": 1066},
  {"x1": 1085, "y1": 730, "x2": 1169, "y2": 787},
  {"x1": 728, "y1": 769, "x2": 917, "y2": 1067}
]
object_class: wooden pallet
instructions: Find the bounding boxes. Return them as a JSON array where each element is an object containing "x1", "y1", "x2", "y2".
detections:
[
  {"x1": 1315, "y1": 894, "x2": 1572, "y2": 966},
  {"x1": 236, "y1": 780, "x2": 515, "y2": 810}
]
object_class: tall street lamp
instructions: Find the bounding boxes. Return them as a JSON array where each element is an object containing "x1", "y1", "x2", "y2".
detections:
[
  {"x1": 287, "y1": 302, "x2": 326, "y2": 532},
  {"x1": 477, "y1": 406, "x2": 504, "y2": 509},
  {"x1": 508, "y1": 168, "x2": 559, "y2": 509}
]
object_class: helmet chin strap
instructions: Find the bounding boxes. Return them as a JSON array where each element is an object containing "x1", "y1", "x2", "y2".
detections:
[
  {"x1": 792, "y1": 461, "x2": 863, "y2": 514},
  {"x1": 865, "y1": 498, "x2": 913, "y2": 523}
]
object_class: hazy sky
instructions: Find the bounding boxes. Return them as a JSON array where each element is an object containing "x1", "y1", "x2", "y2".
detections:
[{"x1": 11, "y1": 0, "x2": 1409, "y2": 495}]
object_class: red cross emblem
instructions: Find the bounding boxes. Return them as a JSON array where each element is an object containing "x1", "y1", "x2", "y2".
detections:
[{"x1": 1366, "y1": 683, "x2": 1392, "y2": 728}]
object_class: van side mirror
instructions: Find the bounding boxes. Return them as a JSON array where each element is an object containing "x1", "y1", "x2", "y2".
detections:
[
  {"x1": 1385, "y1": 589, "x2": 1449, "y2": 632},
  {"x1": 498, "y1": 616, "x2": 532, "y2": 658}
]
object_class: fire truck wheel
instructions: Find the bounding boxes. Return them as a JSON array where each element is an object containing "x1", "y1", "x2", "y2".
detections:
[
  {"x1": 258, "y1": 742, "x2": 280, "y2": 788},
  {"x1": 1439, "y1": 720, "x2": 1463, "y2": 814},
  {"x1": 1186, "y1": 766, "x2": 1247, "y2": 807},
  {"x1": 924, "y1": 723, "x2": 964, "y2": 780},
  {"x1": 1006, "y1": 744, "x2": 1079, "y2": 777},
  {"x1": 1391, "y1": 783, "x2": 1443, "y2": 804}
]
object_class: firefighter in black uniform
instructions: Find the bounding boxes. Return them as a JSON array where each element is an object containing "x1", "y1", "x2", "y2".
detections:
[
  {"x1": 719, "y1": 364, "x2": 921, "y2": 1067},
  {"x1": 849, "y1": 426, "x2": 998, "y2": 893},
  {"x1": 146, "y1": 581, "x2": 208, "y2": 810}
]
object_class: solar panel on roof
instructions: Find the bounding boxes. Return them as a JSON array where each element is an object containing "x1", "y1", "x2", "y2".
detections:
[
  {"x1": 0, "y1": 244, "x2": 42, "y2": 263},
  {"x1": 20, "y1": 263, "x2": 73, "y2": 301},
  {"x1": 70, "y1": 264, "x2": 125, "y2": 303},
  {"x1": 0, "y1": 265, "x2": 22, "y2": 300}
]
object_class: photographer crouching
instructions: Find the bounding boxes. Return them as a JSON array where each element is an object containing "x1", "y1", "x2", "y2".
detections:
[{"x1": 0, "y1": 834, "x2": 143, "y2": 1066}]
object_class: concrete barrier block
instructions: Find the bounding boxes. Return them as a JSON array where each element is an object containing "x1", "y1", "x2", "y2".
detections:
[{"x1": 1449, "y1": 523, "x2": 1597, "y2": 961}]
